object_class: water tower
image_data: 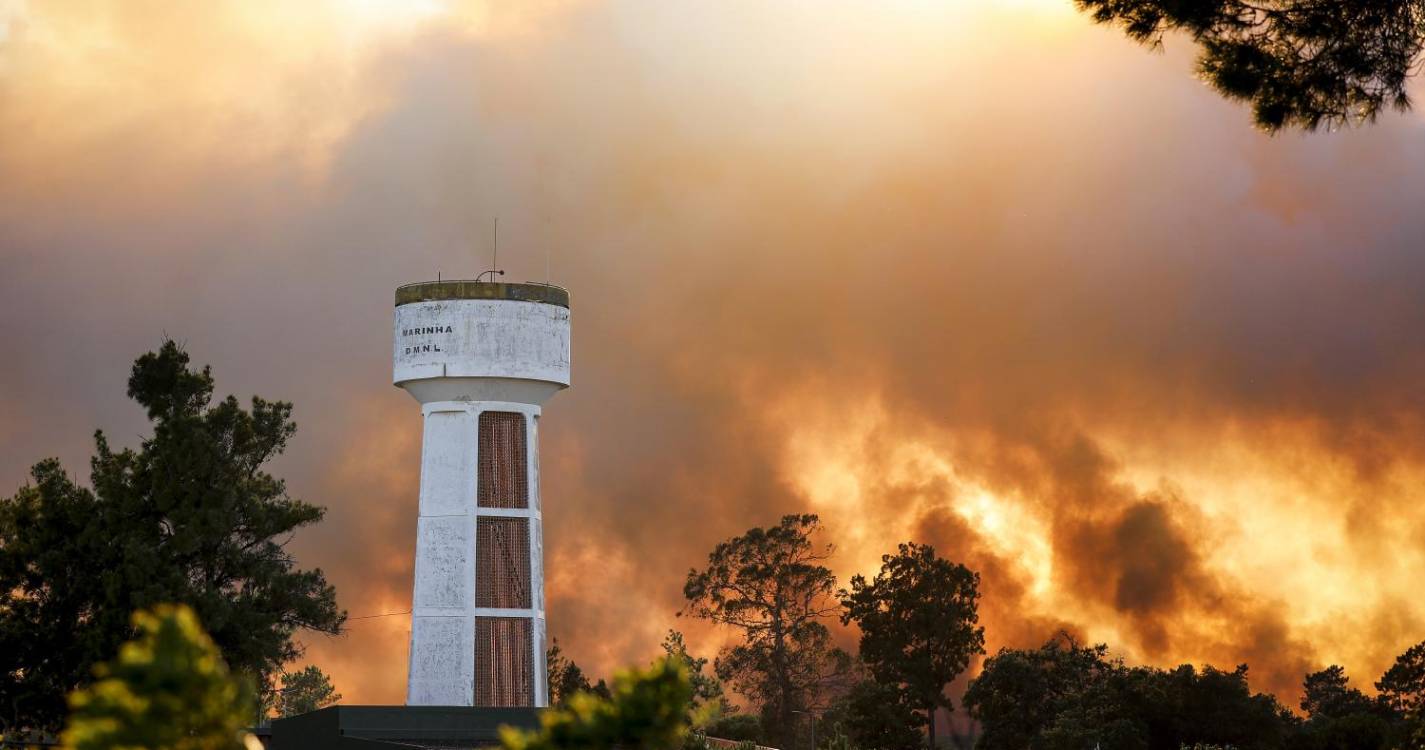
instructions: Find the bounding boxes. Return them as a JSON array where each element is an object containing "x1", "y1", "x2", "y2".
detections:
[{"x1": 393, "y1": 280, "x2": 570, "y2": 708}]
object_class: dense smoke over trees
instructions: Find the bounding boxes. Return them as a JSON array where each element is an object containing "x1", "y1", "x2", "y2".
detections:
[
  {"x1": 6, "y1": 344, "x2": 1425, "y2": 749},
  {"x1": 6, "y1": 2, "x2": 1425, "y2": 712},
  {"x1": 669, "y1": 516, "x2": 1425, "y2": 750}
]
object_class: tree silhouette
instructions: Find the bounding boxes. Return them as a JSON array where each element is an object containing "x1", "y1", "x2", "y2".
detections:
[
  {"x1": 682, "y1": 514, "x2": 849, "y2": 748},
  {"x1": 965, "y1": 634, "x2": 1294, "y2": 750},
  {"x1": 1302, "y1": 665, "x2": 1378, "y2": 721},
  {"x1": 0, "y1": 341, "x2": 344, "y2": 734},
  {"x1": 1378, "y1": 641, "x2": 1425, "y2": 716},
  {"x1": 1076, "y1": 0, "x2": 1425, "y2": 131},
  {"x1": 841, "y1": 543, "x2": 984, "y2": 750},
  {"x1": 548, "y1": 639, "x2": 609, "y2": 707},
  {"x1": 822, "y1": 678, "x2": 923, "y2": 750},
  {"x1": 273, "y1": 665, "x2": 342, "y2": 718},
  {"x1": 662, "y1": 630, "x2": 732, "y2": 723}
]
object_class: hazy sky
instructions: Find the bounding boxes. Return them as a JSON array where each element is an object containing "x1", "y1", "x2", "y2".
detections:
[{"x1": 3, "y1": 0, "x2": 1425, "y2": 708}]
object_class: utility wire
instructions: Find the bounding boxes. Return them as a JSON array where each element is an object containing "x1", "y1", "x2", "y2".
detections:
[{"x1": 346, "y1": 609, "x2": 412, "y2": 621}]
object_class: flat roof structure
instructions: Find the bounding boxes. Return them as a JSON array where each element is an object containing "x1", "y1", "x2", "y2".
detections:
[
  {"x1": 395, "y1": 281, "x2": 569, "y2": 309},
  {"x1": 268, "y1": 705, "x2": 543, "y2": 749}
]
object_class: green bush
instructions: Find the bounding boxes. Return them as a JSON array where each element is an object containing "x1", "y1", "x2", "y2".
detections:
[
  {"x1": 704, "y1": 714, "x2": 762, "y2": 743},
  {"x1": 62, "y1": 604, "x2": 255, "y2": 750},
  {"x1": 820, "y1": 731, "x2": 857, "y2": 750},
  {"x1": 501, "y1": 657, "x2": 693, "y2": 750}
]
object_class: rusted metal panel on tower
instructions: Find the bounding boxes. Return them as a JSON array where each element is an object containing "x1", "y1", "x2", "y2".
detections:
[
  {"x1": 476, "y1": 517, "x2": 531, "y2": 609},
  {"x1": 479, "y1": 411, "x2": 528, "y2": 508},
  {"x1": 475, "y1": 617, "x2": 534, "y2": 707}
]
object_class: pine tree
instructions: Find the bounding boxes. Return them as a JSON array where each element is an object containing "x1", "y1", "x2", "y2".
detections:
[
  {"x1": 273, "y1": 665, "x2": 342, "y2": 718},
  {"x1": 0, "y1": 341, "x2": 345, "y2": 735},
  {"x1": 1077, "y1": 0, "x2": 1425, "y2": 131}
]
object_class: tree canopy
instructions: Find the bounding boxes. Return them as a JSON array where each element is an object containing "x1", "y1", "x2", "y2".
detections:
[
  {"x1": 0, "y1": 341, "x2": 345, "y2": 734},
  {"x1": 548, "y1": 638, "x2": 610, "y2": 707},
  {"x1": 1302, "y1": 665, "x2": 1379, "y2": 721},
  {"x1": 662, "y1": 630, "x2": 732, "y2": 724},
  {"x1": 1377, "y1": 640, "x2": 1425, "y2": 716},
  {"x1": 682, "y1": 514, "x2": 849, "y2": 749},
  {"x1": 821, "y1": 678, "x2": 924, "y2": 750},
  {"x1": 965, "y1": 633, "x2": 1295, "y2": 750},
  {"x1": 1076, "y1": 0, "x2": 1425, "y2": 131},
  {"x1": 273, "y1": 665, "x2": 342, "y2": 719},
  {"x1": 841, "y1": 542, "x2": 984, "y2": 749}
]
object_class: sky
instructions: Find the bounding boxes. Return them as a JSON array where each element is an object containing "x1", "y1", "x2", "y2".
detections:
[{"x1": 4, "y1": 0, "x2": 1425, "y2": 711}]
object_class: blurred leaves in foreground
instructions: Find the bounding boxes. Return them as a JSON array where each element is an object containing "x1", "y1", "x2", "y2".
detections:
[
  {"x1": 502, "y1": 657, "x2": 693, "y2": 750},
  {"x1": 62, "y1": 604, "x2": 255, "y2": 750}
]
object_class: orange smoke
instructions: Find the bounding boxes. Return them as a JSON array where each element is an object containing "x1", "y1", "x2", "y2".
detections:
[{"x1": 3, "y1": 0, "x2": 1425, "y2": 712}]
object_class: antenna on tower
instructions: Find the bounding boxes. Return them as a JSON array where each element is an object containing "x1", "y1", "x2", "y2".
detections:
[{"x1": 476, "y1": 217, "x2": 505, "y2": 283}]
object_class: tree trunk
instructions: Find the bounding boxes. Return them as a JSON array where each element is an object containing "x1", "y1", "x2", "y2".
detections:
[
  {"x1": 927, "y1": 706, "x2": 936, "y2": 750},
  {"x1": 771, "y1": 615, "x2": 795, "y2": 749}
]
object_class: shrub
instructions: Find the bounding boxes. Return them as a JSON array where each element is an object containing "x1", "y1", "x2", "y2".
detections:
[{"x1": 62, "y1": 604, "x2": 255, "y2": 750}]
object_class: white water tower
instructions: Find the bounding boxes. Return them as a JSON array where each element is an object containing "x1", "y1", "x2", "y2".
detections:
[{"x1": 393, "y1": 280, "x2": 570, "y2": 708}]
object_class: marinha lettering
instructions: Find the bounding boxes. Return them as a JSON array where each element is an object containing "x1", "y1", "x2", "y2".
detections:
[{"x1": 401, "y1": 324, "x2": 453, "y2": 355}]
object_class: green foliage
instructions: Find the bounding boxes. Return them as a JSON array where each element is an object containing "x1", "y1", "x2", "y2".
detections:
[
  {"x1": 704, "y1": 713, "x2": 763, "y2": 743},
  {"x1": 272, "y1": 665, "x2": 341, "y2": 718},
  {"x1": 1302, "y1": 666, "x2": 1379, "y2": 722},
  {"x1": 1376, "y1": 642, "x2": 1425, "y2": 749},
  {"x1": 820, "y1": 729, "x2": 858, "y2": 750},
  {"x1": 821, "y1": 679, "x2": 922, "y2": 750},
  {"x1": 1294, "y1": 711, "x2": 1392, "y2": 750},
  {"x1": 547, "y1": 639, "x2": 599, "y2": 707},
  {"x1": 0, "y1": 341, "x2": 345, "y2": 734},
  {"x1": 965, "y1": 634, "x2": 1295, "y2": 750},
  {"x1": 1139, "y1": 664, "x2": 1295, "y2": 748},
  {"x1": 1074, "y1": 0, "x2": 1425, "y2": 131},
  {"x1": 964, "y1": 634, "x2": 1119, "y2": 750},
  {"x1": 683, "y1": 729, "x2": 712, "y2": 750},
  {"x1": 974, "y1": 647, "x2": 1425, "y2": 750},
  {"x1": 500, "y1": 657, "x2": 693, "y2": 750},
  {"x1": 683, "y1": 515, "x2": 849, "y2": 749},
  {"x1": 840, "y1": 543, "x2": 984, "y2": 748},
  {"x1": 1378, "y1": 641, "x2": 1425, "y2": 716},
  {"x1": 662, "y1": 630, "x2": 732, "y2": 725},
  {"x1": 61, "y1": 604, "x2": 254, "y2": 750}
]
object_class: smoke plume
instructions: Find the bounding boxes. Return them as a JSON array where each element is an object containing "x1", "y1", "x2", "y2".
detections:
[{"x1": 3, "y1": 0, "x2": 1425, "y2": 707}]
